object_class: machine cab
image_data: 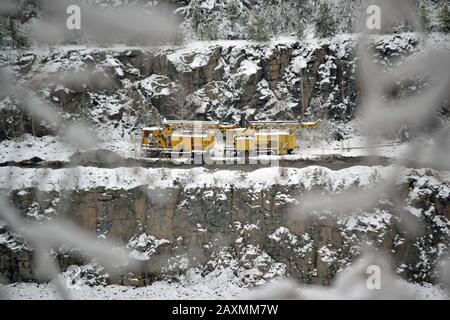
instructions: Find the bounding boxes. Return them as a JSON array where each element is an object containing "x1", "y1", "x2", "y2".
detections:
[{"x1": 141, "y1": 125, "x2": 174, "y2": 150}]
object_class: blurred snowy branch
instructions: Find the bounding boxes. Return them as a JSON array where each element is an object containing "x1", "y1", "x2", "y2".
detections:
[
  {"x1": 244, "y1": 253, "x2": 419, "y2": 300},
  {"x1": 1, "y1": 57, "x2": 138, "y2": 299},
  {"x1": 0, "y1": 195, "x2": 136, "y2": 299}
]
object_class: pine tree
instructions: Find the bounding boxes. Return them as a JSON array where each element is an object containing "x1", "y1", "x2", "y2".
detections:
[
  {"x1": 296, "y1": 21, "x2": 306, "y2": 40},
  {"x1": 9, "y1": 18, "x2": 18, "y2": 46},
  {"x1": 200, "y1": 17, "x2": 219, "y2": 40},
  {"x1": 338, "y1": 0, "x2": 360, "y2": 33},
  {"x1": 315, "y1": 1, "x2": 337, "y2": 38},
  {"x1": 191, "y1": 2, "x2": 203, "y2": 35},
  {"x1": 8, "y1": 17, "x2": 28, "y2": 48},
  {"x1": 248, "y1": 16, "x2": 270, "y2": 42},
  {"x1": 439, "y1": 1, "x2": 450, "y2": 33},
  {"x1": 17, "y1": 30, "x2": 28, "y2": 49},
  {"x1": 226, "y1": 0, "x2": 240, "y2": 32},
  {"x1": 0, "y1": 23, "x2": 4, "y2": 47},
  {"x1": 266, "y1": 1, "x2": 292, "y2": 37},
  {"x1": 266, "y1": 4, "x2": 280, "y2": 36},
  {"x1": 419, "y1": 1, "x2": 431, "y2": 31},
  {"x1": 295, "y1": 0, "x2": 313, "y2": 38}
]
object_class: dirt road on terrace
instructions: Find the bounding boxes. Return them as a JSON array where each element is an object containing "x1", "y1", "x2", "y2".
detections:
[{"x1": 0, "y1": 149, "x2": 447, "y2": 171}]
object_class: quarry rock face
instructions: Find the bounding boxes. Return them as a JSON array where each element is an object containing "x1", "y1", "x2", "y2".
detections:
[
  {"x1": 1, "y1": 167, "x2": 448, "y2": 287},
  {"x1": 0, "y1": 34, "x2": 424, "y2": 141}
]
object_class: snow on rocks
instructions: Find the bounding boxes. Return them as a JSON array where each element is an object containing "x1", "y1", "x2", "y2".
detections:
[
  {"x1": 0, "y1": 165, "x2": 447, "y2": 194},
  {"x1": 3, "y1": 270, "x2": 448, "y2": 300},
  {"x1": 237, "y1": 59, "x2": 260, "y2": 76},
  {"x1": 0, "y1": 134, "x2": 75, "y2": 163},
  {"x1": 138, "y1": 74, "x2": 176, "y2": 97},
  {"x1": 127, "y1": 233, "x2": 170, "y2": 261},
  {"x1": 2, "y1": 266, "x2": 249, "y2": 300}
]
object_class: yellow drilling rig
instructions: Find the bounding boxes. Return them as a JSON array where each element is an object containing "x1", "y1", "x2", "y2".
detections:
[
  {"x1": 141, "y1": 119, "x2": 321, "y2": 158},
  {"x1": 233, "y1": 120, "x2": 322, "y2": 156},
  {"x1": 141, "y1": 120, "x2": 234, "y2": 157}
]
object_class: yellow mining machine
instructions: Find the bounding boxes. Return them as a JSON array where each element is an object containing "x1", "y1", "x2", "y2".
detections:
[
  {"x1": 141, "y1": 119, "x2": 321, "y2": 158},
  {"x1": 235, "y1": 119, "x2": 322, "y2": 156},
  {"x1": 141, "y1": 120, "x2": 217, "y2": 157}
]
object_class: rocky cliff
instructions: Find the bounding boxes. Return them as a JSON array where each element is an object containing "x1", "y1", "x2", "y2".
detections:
[
  {"x1": 1, "y1": 166, "x2": 449, "y2": 287},
  {"x1": 2, "y1": 33, "x2": 441, "y2": 144}
]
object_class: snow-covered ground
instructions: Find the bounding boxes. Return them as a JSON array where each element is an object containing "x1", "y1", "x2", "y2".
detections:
[
  {"x1": 2, "y1": 268, "x2": 248, "y2": 300},
  {"x1": 0, "y1": 135, "x2": 75, "y2": 163},
  {"x1": 292, "y1": 135, "x2": 412, "y2": 159},
  {"x1": 0, "y1": 132, "x2": 424, "y2": 163},
  {"x1": 1, "y1": 165, "x2": 448, "y2": 192},
  {"x1": 0, "y1": 134, "x2": 142, "y2": 163},
  {"x1": 2, "y1": 279, "x2": 447, "y2": 300}
]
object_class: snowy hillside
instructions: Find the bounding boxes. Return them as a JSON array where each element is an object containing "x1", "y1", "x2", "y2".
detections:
[
  {"x1": 1, "y1": 32, "x2": 449, "y2": 165},
  {"x1": 2, "y1": 0, "x2": 449, "y2": 47}
]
